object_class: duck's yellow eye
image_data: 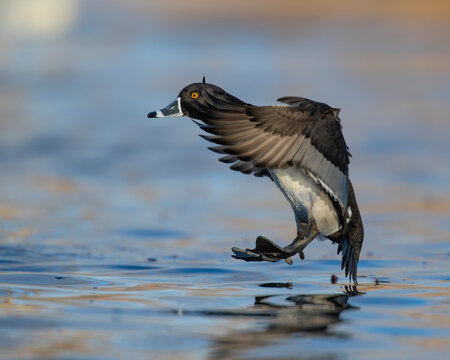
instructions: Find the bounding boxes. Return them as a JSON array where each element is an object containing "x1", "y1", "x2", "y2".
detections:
[{"x1": 191, "y1": 92, "x2": 199, "y2": 99}]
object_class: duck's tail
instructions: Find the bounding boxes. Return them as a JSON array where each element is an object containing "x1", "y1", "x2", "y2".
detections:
[{"x1": 338, "y1": 180, "x2": 364, "y2": 284}]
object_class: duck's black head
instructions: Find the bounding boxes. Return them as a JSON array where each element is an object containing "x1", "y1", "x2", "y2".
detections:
[{"x1": 148, "y1": 81, "x2": 249, "y2": 120}]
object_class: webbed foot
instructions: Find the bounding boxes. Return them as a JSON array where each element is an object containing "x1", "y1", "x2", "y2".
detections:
[
  {"x1": 232, "y1": 236, "x2": 302, "y2": 264},
  {"x1": 231, "y1": 220, "x2": 318, "y2": 265}
]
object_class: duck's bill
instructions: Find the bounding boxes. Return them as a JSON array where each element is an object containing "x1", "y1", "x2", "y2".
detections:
[{"x1": 147, "y1": 97, "x2": 183, "y2": 118}]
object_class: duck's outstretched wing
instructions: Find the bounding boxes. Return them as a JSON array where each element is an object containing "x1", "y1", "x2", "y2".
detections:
[{"x1": 194, "y1": 95, "x2": 350, "y2": 209}]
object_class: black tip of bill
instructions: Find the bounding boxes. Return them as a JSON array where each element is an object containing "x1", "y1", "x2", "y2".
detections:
[{"x1": 147, "y1": 97, "x2": 183, "y2": 119}]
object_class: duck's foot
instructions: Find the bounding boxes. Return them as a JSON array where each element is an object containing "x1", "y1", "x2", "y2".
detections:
[
  {"x1": 231, "y1": 236, "x2": 303, "y2": 264},
  {"x1": 231, "y1": 220, "x2": 318, "y2": 264}
]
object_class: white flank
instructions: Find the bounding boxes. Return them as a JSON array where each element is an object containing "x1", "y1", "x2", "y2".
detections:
[{"x1": 269, "y1": 168, "x2": 341, "y2": 236}]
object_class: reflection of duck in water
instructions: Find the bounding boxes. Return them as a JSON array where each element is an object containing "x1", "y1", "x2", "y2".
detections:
[
  {"x1": 148, "y1": 79, "x2": 364, "y2": 283},
  {"x1": 206, "y1": 288, "x2": 361, "y2": 360},
  {"x1": 255, "y1": 291, "x2": 356, "y2": 332}
]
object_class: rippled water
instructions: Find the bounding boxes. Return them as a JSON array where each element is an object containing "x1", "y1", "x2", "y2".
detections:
[{"x1": 0, "y1": 1, "x2": 449, "y2": 359}]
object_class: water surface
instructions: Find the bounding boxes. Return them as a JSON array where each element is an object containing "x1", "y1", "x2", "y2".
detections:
[{"x1": 0, "y1": 1, "x2": 449, "y2": 359}]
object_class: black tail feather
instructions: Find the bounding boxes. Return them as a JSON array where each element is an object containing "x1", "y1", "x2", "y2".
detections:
[
  {"x1": 340, "y1": 180, "x2": 364, "y2": 284},
  {"x1": 338, "y1": 238, "x2": 358, "y2": 284},
  {"x1": 332, "y1": 180, "x2": 363, "y2": 284}
]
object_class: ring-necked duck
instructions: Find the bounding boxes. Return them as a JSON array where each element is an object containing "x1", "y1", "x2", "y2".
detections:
[{"x1": 148, "y1": 79, "x2": 364, "y2": 284}]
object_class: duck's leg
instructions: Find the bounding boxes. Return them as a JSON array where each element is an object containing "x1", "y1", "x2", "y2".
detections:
[{"x1": 232, "y1": 219, "x2": 319, "y2": 263}]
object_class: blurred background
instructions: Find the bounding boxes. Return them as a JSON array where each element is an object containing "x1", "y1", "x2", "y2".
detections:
[{"x1": 0, "y1": 1, "x2": 449, "y2": 359}]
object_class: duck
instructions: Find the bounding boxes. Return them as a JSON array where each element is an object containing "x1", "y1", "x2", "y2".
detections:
[{"x1": 148, "y1": 78, "x2": 364, "y2": 284}]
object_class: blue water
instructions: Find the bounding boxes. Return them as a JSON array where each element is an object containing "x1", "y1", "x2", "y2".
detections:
[{"x1": 0, "y1": 1, "x2": 449, "y2": 359}]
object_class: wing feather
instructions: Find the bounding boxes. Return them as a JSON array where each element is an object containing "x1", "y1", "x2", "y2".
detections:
[{"x1": 193, "y1": 97, "x2": 350, "y2": 209}]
